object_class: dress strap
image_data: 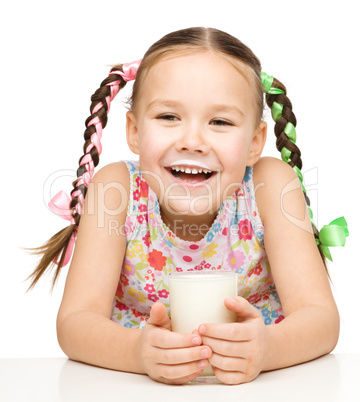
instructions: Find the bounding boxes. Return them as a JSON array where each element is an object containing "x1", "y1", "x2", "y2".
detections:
[
  {"x1": 240, "y1": 166, "x2": 265, "y2": 246},
  {"x1": 122, "y1": 160, "x2": 149, "y2": 240}
]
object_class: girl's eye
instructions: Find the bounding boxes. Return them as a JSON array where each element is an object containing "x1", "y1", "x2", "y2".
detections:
[
  {"x1": 157, "y1": 114, "x2": 179, "y2": 121},
  {"x1": 210, "y1": 119, "x2": 233, "y2": 126}
]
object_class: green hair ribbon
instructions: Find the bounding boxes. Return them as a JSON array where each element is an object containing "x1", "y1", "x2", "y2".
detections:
[
  {"x1": 316, "y1": 217, "x2": 349, "y2": 261},
  {"x1": 261, "y1": 72, "x2": 285, "y2": 94},
  {"x1": 261, "y1": 71, "x2": 349, "y2": 262}
]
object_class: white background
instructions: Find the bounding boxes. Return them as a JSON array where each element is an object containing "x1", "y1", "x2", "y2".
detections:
[{"x1": 1, "y1": 0, "x2": 358, "y2": 358}]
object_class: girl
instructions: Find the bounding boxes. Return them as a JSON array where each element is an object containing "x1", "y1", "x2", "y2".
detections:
[{"x1": 29, "y1": 27, "x2": 348, "y2": 385}]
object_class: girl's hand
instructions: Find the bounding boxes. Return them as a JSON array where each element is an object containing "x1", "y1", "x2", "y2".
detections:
[
  {"x1": 138, "y1": 302, "x2": 212, "y2": 384},
  {"x1": 198, "y1": 297, "x2": 267, "y2": 385}
]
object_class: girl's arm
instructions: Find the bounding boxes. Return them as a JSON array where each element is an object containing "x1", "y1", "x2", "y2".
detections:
[
  {"x1": 254, "y1": 157, "x2": 339, "y2": 369},
  {"x1": 199, "y1": 157, "x2": 339, "y2": 384},
  {"x1": 57, "y1": 162, "x2": 211, "y2": 383},
  {"x1": 56, "y1": 162, "x2": 141, "y2": 371}
]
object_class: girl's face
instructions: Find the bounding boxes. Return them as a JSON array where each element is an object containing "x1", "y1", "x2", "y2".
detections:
[{"x1": 126, "y1": 51, "x2": 266, "y2": 220}]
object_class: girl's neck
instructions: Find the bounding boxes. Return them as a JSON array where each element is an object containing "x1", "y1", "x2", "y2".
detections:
[{"x1": 160, "y1": 208, "x2": 217, "y2": 242}]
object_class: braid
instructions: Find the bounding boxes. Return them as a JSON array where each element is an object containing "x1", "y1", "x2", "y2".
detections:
[
  {"x1": 70, "y1": 70, "x2": 127, "y2": 227},
  {"x1": 28, "y1": 61, "x2": 141, "y2": 289},
  {"x1": 261, "y1": 73, "x2": 326, "y2": 266}
]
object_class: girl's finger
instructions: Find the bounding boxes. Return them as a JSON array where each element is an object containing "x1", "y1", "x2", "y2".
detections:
[
  {"x1": 158, "y1": 363, "x2": 205, "y2": 384},
  {"x1": 198, "y1": 321, "x2": 255, "y2": 342},
  {"x1": 209, "y1": 352, "x2": 247, "y2": 372},
  {"x1": 224, "y1": 297, "x2": 261, "y2": 320},
  {"x1": 212, "y1": 366, "x2": 252, "y2": 385},
  {"x1": 149, "y1": 327, "x2": 204, "y2": 349},
  {"x1": 201, "y1": 335, "x2": 248, "y2": 358},
  {"x1": 156, "y1": 344, "x2": 212, "y2": 366},
  {"x1": 147, "y1": 302, "x2": 170, "y2": 326}
]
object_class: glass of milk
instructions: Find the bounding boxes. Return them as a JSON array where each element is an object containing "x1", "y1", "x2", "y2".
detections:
[{"x1": 169, "y1": 270, "x2": 238, "y2": 379}]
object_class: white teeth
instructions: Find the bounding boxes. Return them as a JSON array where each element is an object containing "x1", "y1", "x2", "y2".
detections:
[{"x1": 170, "y1": 166, "x2": 212, "y2": 174}]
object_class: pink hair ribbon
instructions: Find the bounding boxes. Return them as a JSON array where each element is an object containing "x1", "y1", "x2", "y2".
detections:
[
  {"x1": 49, "y1": 59, "x2": 142, "y2": 268},
  {"x1": 111, "y1": 59, "x2": 142, "y2": 82},
  {"x1": 86, "y1": 59, "x2": 142, "y2": 157},
  {"x1": 48, "y1": 191, "x2": 77, "y2": 266}
]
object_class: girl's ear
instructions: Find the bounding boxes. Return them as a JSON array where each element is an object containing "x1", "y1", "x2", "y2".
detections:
[
  {"x1": 246, "y1": 121, "x2": 267, "y2": 166},
  {"x1": 126, "y1": 111, "x2": 140, "y2": 155}
]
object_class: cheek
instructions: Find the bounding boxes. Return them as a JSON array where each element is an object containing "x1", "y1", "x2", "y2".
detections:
[
  {"x1": 220, "y1": 138, "x2": 249, "y2": 167},
  {"x1": 219, "y1": 142, "x2": 249, "y2": 196},
  {"x1": 138, "y1": 132, "x2": 165, "y2": 162}
]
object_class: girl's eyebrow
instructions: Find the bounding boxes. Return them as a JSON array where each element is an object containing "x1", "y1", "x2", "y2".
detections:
[
  {"x1": 211, "y1": 104, "x2": 245, "y2": 118},
  {"x1": 146, "y1": 99, "x2": 180, "y2": 112},
  {"x1": 146, "y1": 99, "x2": 245, "y2": 118}
]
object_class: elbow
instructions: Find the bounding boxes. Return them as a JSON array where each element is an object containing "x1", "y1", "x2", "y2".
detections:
[
  {"x1": 56, "y1": 308, "x2": 76, "y2": 360},
  {"x1": 324, "y1": 306, "x2": 340, "y2": 355},
  {"x1": 56, "y1": 310, "x2": 68, "y2": 357}
]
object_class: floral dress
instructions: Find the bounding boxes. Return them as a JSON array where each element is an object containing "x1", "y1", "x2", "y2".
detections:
[{"x1": 111, "y1": 161, "x2": 284, "y2": 329}]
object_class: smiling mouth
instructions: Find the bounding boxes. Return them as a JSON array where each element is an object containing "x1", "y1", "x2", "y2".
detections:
[{"x1": 167, "y1": 166, "x2": 215, "y2": 183}]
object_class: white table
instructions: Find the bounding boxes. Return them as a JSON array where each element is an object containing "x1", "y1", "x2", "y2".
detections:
[{"x1": 1, "y1": 354, "x2": 358, "y2": 402}]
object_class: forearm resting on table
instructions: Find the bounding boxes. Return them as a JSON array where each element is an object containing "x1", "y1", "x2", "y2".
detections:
[
  {"x1": 263, "y1": 303, "x2": 340, "y2": 371},
  {"x1": 57, "y1": 310, "x2": 144, "y2": 374}
]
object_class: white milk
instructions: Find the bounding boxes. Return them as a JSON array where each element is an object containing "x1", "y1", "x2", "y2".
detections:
[{"x1": 169, "y1": 271, "x2": 238, "y2": 376}]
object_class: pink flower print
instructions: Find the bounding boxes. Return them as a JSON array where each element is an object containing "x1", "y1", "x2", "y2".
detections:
[
  {"x1": 137, "y1": 215, "x2": 145, "y2": 224},
  {"x1": 159, "y1": 240, "x2": 170, "y2": 253},
  {"x1": 158, "y1": 289, "x2": 169, "y2": 298},
  {"x1": 275, "y1": 315, "x2": 285, "y2": 324},
  {"x1": 248, "y1": 264, "x2": 263, "y2": 277},
  {"x1": 238, "y1": 219, "x2": 254, "y2": 241},
  {"x1": 144, "y1": 284, "x2": 155, "y2": 293},
  {"x1": 140, "y1": 180, "x2": 148, "y2": 198},
  {"x1": 246, "y1": 292, "x2": 261, "y2": 304},
  {"x1": 148, "y1": 249, "x2": 167, "y2": 271},
  {"x1": 148, "y1": 293, "x2": 159, "y2": 302},
  {"x1": 115, "y1": 300, "x2": 128, "y2": 311},
  {"x1": 133, "y1": 189, "x2": 141, "y2": 201},
  {"x1": 222, "y1": 227, "x2": 228, "y2": 236},
  {"x1": 139, "y1": 204, "x2": 147, "y2": 213},
  {"x1": 115, "y1": 282, "x2": 124, "y2": 300},
  {"x1": 123, "y1": 261, "x2": 135, "y2": 276},
  {"x1": 135, "y1": 176, "x2": 142, "y2": 188},
  {"x1": 120, "y1": 273, "x2": 129, "y2": 287},
  {"x1": 176, "y1": 267, "x2": 183, "y2": 272},
  {"x1": 142, "y1": 231, "x2": 151, "y2": 247},
  {"x1": 226, "y1": 250, "x2": 246, "y2": 269},
  {"x1": 132, "y1": 309, "x2": 142, "y2": 318}
]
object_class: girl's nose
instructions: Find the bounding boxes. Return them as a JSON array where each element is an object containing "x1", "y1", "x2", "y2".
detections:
[{"x1": 175, "y1": 129, "x2": 210, "y2": 154}]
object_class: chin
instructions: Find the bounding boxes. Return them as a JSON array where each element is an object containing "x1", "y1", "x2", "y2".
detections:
[{"x1": 165, "y1": 199, "x2": 221, "y2": 217}]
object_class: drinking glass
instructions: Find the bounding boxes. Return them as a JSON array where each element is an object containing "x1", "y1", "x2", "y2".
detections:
[{"x1": 169, "y1": 270, "x2": 238, "y2": 380}]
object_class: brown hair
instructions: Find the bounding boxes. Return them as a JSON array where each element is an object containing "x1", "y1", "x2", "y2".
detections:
[
  {"x1": 263, "y1": 78, "x2": 327, "y2": 269},
  {"x1": 130, "y1": 27, "x2": 264, "y2": 121},
  {"x1": 28, "y1": 27, "x2": 324, "y2": 289}
]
